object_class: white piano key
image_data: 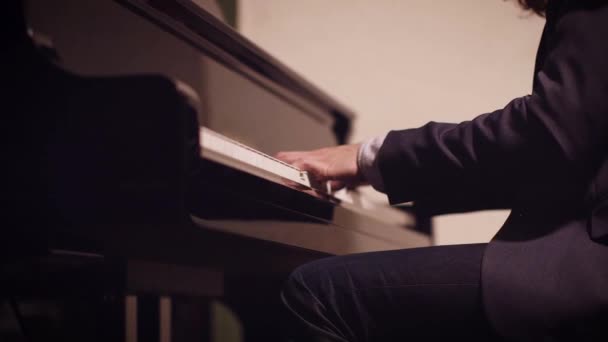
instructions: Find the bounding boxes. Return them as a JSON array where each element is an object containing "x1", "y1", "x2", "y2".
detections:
[{"x1": 199, "y1": 127, "x2": 312, "y2": 188}]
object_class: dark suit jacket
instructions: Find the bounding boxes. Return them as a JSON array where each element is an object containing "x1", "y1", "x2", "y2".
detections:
[{"x1": 377, "y1": 0, "x2": 608, "y2": 340}]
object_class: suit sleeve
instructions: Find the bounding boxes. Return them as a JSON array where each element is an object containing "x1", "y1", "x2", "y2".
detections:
[{"x1": 377, "y1": 3, "x2": 608, "y2": 212}]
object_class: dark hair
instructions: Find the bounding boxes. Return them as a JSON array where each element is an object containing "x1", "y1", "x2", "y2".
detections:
[{"x1": 518, "y1": 0, "x2": 549, "y2": 16}]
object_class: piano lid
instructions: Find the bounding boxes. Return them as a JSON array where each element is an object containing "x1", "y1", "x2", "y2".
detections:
[{"x1": 115, "y1": 0, "x2": 354, "y2": 144}]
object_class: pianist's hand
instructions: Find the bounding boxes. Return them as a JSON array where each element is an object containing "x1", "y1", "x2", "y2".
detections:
[{"x1": 275, "y1": 144, "x2": 365, "y2": 191}]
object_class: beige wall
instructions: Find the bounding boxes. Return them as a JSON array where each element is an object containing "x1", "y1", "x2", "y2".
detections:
[{"x1": 238, "y1": 0, "x2": 545, "y2": 245}]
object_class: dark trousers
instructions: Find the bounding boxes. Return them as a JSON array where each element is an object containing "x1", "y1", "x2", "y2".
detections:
[{"x1": 281, "y1": 243, "x2": 503, "y2": 341}]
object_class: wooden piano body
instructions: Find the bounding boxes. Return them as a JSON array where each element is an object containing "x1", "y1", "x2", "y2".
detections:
[{"x1": 2, "y1": 0, "x2": 430, "y2": 341}]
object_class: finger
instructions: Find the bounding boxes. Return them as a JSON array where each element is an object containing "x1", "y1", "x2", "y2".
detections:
[
  {"x1": 291, "y1": 159, "x2": 328, "y2": 182},
  {"x1": 274, "y1": 151, "x2": 305, "y2": 164},
  {"x1": 328, "y1": 180, "x2": 346, "y2": 192},
  {"x1": 291, "y1": 159, "x2": 314, "y2": 174},
  {"x1": 275, "y1": 149, "x2": 326, "y2": 163}
]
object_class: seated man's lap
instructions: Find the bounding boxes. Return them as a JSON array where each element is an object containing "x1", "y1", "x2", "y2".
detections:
[{"x1": 281, "y1": 243, "x2": 502, "y2": 341}]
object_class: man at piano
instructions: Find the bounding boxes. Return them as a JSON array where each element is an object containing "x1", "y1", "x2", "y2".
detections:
[{"x1": 277, "y1": 0, "x2": 608, "y2": 340}]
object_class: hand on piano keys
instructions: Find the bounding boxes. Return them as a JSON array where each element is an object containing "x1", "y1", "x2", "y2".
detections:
[
  {"x1": 199, "y1": 127, "x2": 365, "y2": 195},
  {"x1": 274, "y1": 144, "x2": 365, "y2": 192}
]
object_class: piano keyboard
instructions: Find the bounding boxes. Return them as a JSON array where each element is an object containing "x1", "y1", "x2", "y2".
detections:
[{"x1": 199, "y1": 127, "x2": 312, "y2": 188}]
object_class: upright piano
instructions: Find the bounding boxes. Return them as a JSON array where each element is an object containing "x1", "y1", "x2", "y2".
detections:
[{"x1": 2, "y1": 0, "x2": 431, "y2": 340}]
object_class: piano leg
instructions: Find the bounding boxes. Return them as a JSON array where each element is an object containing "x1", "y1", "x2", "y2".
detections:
[
  {"x1": 171, "y1": 297, "x2": 212, "y2": 342},
  {"x1": 223, "y1": 273, "x2": 293, "y2": 342}
]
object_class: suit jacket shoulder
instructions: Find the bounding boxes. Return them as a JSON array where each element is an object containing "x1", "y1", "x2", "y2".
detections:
[{"x1": 377, "y1": 1, "x2": 608, "y2": 216}]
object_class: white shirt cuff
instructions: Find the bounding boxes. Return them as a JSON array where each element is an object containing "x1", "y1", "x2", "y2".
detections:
[{"x1": 357, "y1": 133, "x2": 388, "y2": 192}]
